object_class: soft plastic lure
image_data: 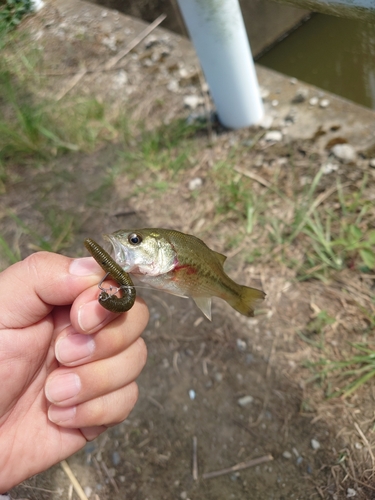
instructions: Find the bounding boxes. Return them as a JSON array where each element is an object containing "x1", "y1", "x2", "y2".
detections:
[{"x1": 84, "y1": 238, "x2": 136, "y2": 313}]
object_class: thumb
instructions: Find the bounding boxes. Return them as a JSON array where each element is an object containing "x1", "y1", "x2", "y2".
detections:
[{"x1": 0, "y1": 252, "x2": 105, "y2": 329}]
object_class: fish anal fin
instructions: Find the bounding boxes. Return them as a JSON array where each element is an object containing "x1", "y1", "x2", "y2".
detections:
[{"x1": 193, "y1": 297, "x2": 212, "y2": 321}]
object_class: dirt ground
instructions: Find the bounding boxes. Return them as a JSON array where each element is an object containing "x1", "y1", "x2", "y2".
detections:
[{"x1": 3, "y1": 1, "x2": 375, "y2": 499}]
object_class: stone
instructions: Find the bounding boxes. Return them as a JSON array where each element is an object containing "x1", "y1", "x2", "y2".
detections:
[
  {"x1": 112, "y1": 451, "x2": 121, "y2": 466},
  {"x1": 183, "y1": 95, "x2": 204, "y2": 109},
  {"x1": 236, "y1": 338, "x2": 247, "y2": 352},
  {"x1": 311, "y1": 438, "x2": 320, "y2": 450},
  {"x1": 237, "y1": 395, "x2": 254, "y2": 406},
  {"x1": 264, "y1": 130, "x2": 282, "y2": 142},
  {"x1": 188, "y1": 177, "x2": 203, "y2": 190},
  {"x1": 331, "y1": 143, "x2": 356, "y2": 163},
  {"x1": 319, "y1": 98, "x2": 330, "y2": 108},
  {"x1": 322, "y1": 162, "x2": 339, "y2": 174},
  {"x1": 282, "y1": 451, "x2": 292, "y2": 459},
  {"x1": 167, "y1": 79, "x2": 179, "y2": 93},
  {"x1": 292, "y1": 88, "x2": 308, "y2": 103},
  {"x1": 84, "y1": 486, "x2": 93, "y2": 498},
  {"x1": 258, "y1": 114, "x2": 273, "y2": 129}
]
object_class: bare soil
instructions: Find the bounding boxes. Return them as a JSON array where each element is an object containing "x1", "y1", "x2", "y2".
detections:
[{"x1": 4, "y1": 1, "x2": 375, "y2": 499}]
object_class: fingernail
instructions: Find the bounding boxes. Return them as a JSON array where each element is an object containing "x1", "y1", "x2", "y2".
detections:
[
  {"x1": 56, "y1": 333, "x2": 95, "y2": 364},
  {"x1": 45, "y1": 373, "x2": 81, "y2": 403},
  {"x1": 69, "y1": 257, "x2": 102, "y2": 276},
  {"x1": 78, "y1": 300, "x2": 113, "y2": 333},
  {"x1": 48, "y1": 405, "x2": 76, "y2": 423}
]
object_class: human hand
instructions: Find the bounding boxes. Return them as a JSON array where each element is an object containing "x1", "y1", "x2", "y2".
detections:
[{"x1": 0, "y1": 251, "x2": 149, "y2": 491}]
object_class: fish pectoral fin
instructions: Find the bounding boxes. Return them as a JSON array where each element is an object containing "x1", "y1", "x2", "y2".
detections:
[{"x1": 193, "y1": 297, "x2": 212, "y2": 321}]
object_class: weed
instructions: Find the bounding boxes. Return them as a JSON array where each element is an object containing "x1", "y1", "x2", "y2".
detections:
[
  {"x1": 0, "y1": 0, "x2": 32, "y2": 33},
  {"x1": 120, "y1": 118, "x2": 201, "y2": 176},
  {"x1": 8, "y1": 210, "x2": 75, "y2": 253},
  {"x1": 0, "y1": 233, "x2": 21, "y2": 268},
  {"x1": 309, "y1": 344, "x2": 375, "y2": 398},
  {"x1": 298, "y1": 310, "x2": 336, "y2": 349}
]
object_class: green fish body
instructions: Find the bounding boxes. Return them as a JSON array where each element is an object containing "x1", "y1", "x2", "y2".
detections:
[{"x1": 105, "y1": 228, "x2": 265, "y2": 320}]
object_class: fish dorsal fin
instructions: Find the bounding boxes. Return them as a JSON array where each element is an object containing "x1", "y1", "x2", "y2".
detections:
[
  {"x1": 214, "y1": 251, "x2": 227, "y2": 266},
  {"x1": 193, "y1": 297, "x2": 212, "y2": 321}
]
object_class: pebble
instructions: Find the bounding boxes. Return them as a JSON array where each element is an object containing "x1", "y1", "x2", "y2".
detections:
[
  {"x1": 237, "y1": 395, "x2": 254, "y2": 407},
  {"x1": 369, "y1": 158, "x2": 375, "y2": 168},
  {"x1": 355, "y1": 442, "x2": 363, "y2": 449},
  {"x1": 322, "y1": 162, "x2": 339, "y2": 174},
  {"x1": 245, "y1": 353, "x2": 254, "y2": 365},
  {"x1": 236, "y1": 338, "x2": 247, "y2": 352},
  {"x1": 84, "y1": 486, "x2": 93, "y2": 498},
  {"x1": 319, "y1": 98, "x2": 330, "y2": 108},
  {"x1": 309, "y1": 96, "x2": 319, "y2": 106},
  {"x1": 282, "y1": 451, "x2": 292, "y2": 459},
  {"x1": 331, "y1": 143, "x2": 356, "y2": 163},
  {"x1": 112, "y1": 451, "x2": 121, "y2": 466},
  {"x1": 258, "y1": 114, "x2": 273, "y2": 129},
  {"x1": 264, "y1": 130, "x2": 282, "y2": 142},
  {"x1": 114, "y1": 70, "x2": 128, "y2": 87},
  {"x1": 162, "y1": 358, "x2": 170, "y2": 368},
  {"x1": 347, "y1": 488, "x2": 357, "y2": 497},
  {"x1": 188, "y1": 389, "x2": 196, "y2": 400},
  {"x1": 214, "y1": 372, "x2": 223, "y2": 382},
  {"x1": 311, "y1": 438, "x2": 321, "y2": 450},
  {"x1": 271, "y1": 99, "x2": 279, "y2": 107},
  {"x1": 183, "y1": 95, "x2": 204, "y2": 109},
  {"x1": 292, "y1": 88, "x2": 308, "y2": 103},
  {"x1": 167, "y1": 79, "x2": 179, "y2": 93},
  {"x1": 188, "y1": 177, "x2": 203, "y2": 190},
  {"x1": 180, "y1": 492, "x2": 188, "y2": 499}
]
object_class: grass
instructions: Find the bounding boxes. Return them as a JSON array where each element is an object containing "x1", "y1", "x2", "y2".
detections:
[
  {"x1": 0, "y1": 26, "x2": 120, "y2": 169},
  {"x1": 307, "y1": 343, "x2": 375, "y2": 398},
  {"x1": 0, "y1": 0, "x2": 33, "y2": 33},
  {"x1": 120, "y1": 118, "x2": 204, "y2": 177}
]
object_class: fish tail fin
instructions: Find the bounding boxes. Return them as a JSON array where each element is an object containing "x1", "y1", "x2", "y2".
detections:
[{"x1": 229, "y1": 286, "x2": 265, "y2": 317}]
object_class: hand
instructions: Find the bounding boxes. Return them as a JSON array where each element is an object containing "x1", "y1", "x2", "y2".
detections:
[{"x1": 0, "y1": 251, "x2": 149, "y2": 491}]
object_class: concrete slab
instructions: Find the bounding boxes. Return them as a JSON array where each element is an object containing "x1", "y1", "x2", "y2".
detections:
[{"x1": 88, "y1": 0, "x2": 310, "y2": 55}]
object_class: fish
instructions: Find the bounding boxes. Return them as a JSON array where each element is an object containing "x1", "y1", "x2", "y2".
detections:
[{"x1": 104, "y1": 228, "x2": 265, "y2": 320}]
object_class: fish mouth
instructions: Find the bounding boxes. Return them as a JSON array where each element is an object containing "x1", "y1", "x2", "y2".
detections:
[{"x1": 103, "y1": 234, "x2": 128, "y2": 269}]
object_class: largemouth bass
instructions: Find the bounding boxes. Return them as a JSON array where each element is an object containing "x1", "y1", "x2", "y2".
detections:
[{"x1": 105, "y1": 228, "x2": 265, "y2": 320}]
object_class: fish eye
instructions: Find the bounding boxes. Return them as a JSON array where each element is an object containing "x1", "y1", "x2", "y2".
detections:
[{"x1": 128, "y1": 233, "x2": 142, "y2": 245}]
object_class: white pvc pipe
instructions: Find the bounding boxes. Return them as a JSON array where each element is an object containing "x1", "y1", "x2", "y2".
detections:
[{"x1": 177, "y1": 0, "x2": 264, "y2": 129}]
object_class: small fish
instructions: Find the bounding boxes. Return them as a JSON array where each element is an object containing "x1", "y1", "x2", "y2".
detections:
[{"x1": 104, "y1": 228, "x2": 265, "y2": 320}]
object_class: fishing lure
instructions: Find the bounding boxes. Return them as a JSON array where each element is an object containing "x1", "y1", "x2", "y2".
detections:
[{"x1": 84, "y1": 238, "x2": 136, "y2": 313}]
